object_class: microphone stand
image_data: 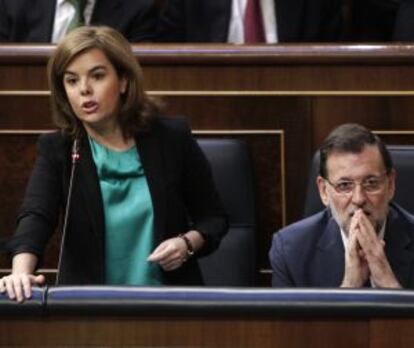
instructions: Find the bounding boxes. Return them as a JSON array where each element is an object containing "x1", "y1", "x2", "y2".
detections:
[{"x1": 55, "y1": 138, "x2": 80, "y2": 285}]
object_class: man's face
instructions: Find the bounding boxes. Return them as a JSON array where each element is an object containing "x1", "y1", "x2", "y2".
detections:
[{"x1": 317, "y1": 145, "x2": 395, "y2": 234}]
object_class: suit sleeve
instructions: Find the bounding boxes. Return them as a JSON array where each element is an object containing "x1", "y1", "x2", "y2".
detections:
[
  {"x1": 269, "y1": 231, "x2": 295, "y2": 287},
  {"x1": 393, "y1": 1, "x2": 414, "y2": 41},
  {"x1": 320, "y1": 0, "x2": 343, "y2": 41},
  {"x1": 8, "y1": 134, "x2": 64, "y2": 264},
  {"x1": 181, "y1": 126, "x2": 228, "y2": 255},
  {"x1": 124, "y1": 0, "x2": 159, "y2": 42},
  {"x1": 156, "y1": 0, "x2": 186, "y2": 42},
  {"x1": 0, "y1": 0, "x2": 10, "y2": 41}
]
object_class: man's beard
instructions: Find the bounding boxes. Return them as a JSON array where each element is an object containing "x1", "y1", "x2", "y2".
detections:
[{"x1": 329, "y1": 203, "x2": 386, "y2": 235}]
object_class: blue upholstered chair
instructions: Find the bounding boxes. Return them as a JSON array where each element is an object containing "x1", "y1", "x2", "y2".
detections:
[
  {"x1": 304, "y1": 145, "x2": 414, "y2": 217},
  {"x1": 197, "y1": 138, "x2": 256, "y2": 286}
]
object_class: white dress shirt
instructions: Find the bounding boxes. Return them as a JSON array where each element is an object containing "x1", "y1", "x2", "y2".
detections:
[
  {"x1": 227, "y1": 0, "x2": 278, "y2": 43},
  {"x1": 52, "y1": 0, "x2": 96, "y2": 43}
]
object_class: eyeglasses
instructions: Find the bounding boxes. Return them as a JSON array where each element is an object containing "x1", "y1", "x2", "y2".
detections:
[{"x1": 324, "y1": 173, "x2": 389, "y2": 195}]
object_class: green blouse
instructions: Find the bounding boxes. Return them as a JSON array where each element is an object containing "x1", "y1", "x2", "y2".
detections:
[{"x1": 89, "y1": 137, "x2": 162, "y2": 285}]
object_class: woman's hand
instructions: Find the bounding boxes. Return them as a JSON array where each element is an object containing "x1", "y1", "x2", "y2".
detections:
[
  {"x1": 147, "y1": 237, "x2": 188, "y2": 271},
  {"x1": 0, "y1": 252, "x2": 43, "y2": 302},
  {"x1": 147, "y1": 230, "x2": 205, "y2": 271},
  {"x1": 0, "y1": 273, "x2": 45, "y2": 302}
]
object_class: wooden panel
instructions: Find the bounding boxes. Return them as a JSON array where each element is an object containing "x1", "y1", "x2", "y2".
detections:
[
  {"x1": 0, "y1": 316, "x2": 370, "y2": 347},
  {"x1": 370, "y1": 319, "x2": 414, "y2": 348},
  {"x1": 377, "y1": 132, "x2": 414, "y2": 146},
  {"x1": 164, "y1": 96, "x2": 312, "y2": 225},
  {"x1": 0, "y1": 96, "x2": 52, "y2": 129},
  {"x1": 0, "y1": 134, "x2": 59, "y2": 272},
  {"x1": 1, "y1": 315, "x2": 412, "y2": 348},
  {"x1": 0, "y1": 64, "x2": 47, "y2": 90},
  {"x1": 312, "y1": 97, "x2": 414, "y2": 149},
  {"x1": 0, "y1": 134, "x2": 37, "y2": 235},
  {"x1": 144, "y1": 65, "x2": 414, "y2": 92},
  {"x1": 4, "y1": 45, "x2": 414, "y2": 92}
]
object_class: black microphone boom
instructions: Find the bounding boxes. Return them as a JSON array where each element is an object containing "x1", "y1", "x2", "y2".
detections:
[{"x1": 56, "y1": 138, "x2": 80, "y2": 285}]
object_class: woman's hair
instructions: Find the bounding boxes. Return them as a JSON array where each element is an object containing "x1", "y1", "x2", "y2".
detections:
[{"x1": 47, "y1": 26, "x2": 161, "y2": 138}]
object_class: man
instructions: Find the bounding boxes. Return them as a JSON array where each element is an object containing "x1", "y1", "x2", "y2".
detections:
[
  {"x1": 156, "y1": 0, "x2": 342, "y2": 43},
  {"x1": 0, "y1": 0, "x2": 158, "y2": 43},
  {"x1": 269, "y1": 123, "x2": 414, "y2": 288}
]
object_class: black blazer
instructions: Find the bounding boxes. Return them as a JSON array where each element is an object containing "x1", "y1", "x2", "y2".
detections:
[
  {"x1": 0, "y1": 0, "x2": 158, "y2": 42},
  {"x1": 157, "y1": 0, "x2": 342, "y2": 43},
  {"x1": 270, "y1": 203, "x2": 414, "y2": 288},
  {"x1": 10, "y1": 118, "x2": 228, "y2": 285}
]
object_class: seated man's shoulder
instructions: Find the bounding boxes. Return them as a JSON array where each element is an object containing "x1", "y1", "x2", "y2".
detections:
[
  {"x1": 276, "y1": 209, "x2": 332, "y2": 242},
  {"x1": 390, "y1": 202, "x2": 414, "y2": 229}
]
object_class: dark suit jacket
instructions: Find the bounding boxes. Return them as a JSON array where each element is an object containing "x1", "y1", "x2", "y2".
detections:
[
  {"x1": 347, "y1": 0, "x2": 400, "y2": 42},
  {"x1": 393, "y1": 0, "x2": 414, "y2": 41},
  {"x1": 0, "y1": 0, "x2": 158, "y2": 42},
  {"x1": 269, "y1": 203, "x2": 414, "y2": 287},
  {"x1": 9, "y1": 117, "x2": 228, "y2": 285},
  {"x1": 156, "y1": 0, "x2": 342, "y2": 42}
]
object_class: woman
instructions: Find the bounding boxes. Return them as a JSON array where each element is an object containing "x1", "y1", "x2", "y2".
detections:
[{"x1": 0, "y1": 26, "x2": 227, "y2": 302}]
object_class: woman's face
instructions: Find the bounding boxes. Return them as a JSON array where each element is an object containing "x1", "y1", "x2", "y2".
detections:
[{"x1": 63, "y1": 48, "x2": 127, "y2": 133}]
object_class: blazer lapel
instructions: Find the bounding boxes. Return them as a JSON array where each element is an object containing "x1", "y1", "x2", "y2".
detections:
[
  {"x1": 275, "y1": 0, "x2": 304, "y2": 42},
  {"x1": 91, "y1": 0, "x2": 122, "y2": 25},
  {"x1": 74, "y1": 129, "x2": 167, "y2": 254},
  {"x1": 136, "y1": 130, "x2": 166, "y2": 246},
  {"x1": 76, "y1": 136, "x2": 105, "y2": 245},
  {"x1": 205, "y1": 0, "x2": 232, "y2": 42},
  {"x1": 27, "y1": 0, "x2": 56, "y2": 41},
  {"x1": 384, "y1": 207, "x2": 414, "y2": 287},
  {"x1": 315, "y1": 216, "x2": 345, "y2": 286}
]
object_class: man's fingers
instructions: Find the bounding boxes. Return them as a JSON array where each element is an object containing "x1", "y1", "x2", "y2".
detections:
[
  {"x1": 349, "y1": 211, "x2": 361, "y2": 235},
  {"x1": 357, "y1": 216, "x2": 380, "y2": 252},
  {"x1": 358, "y1": 212, "x2": 376, "y2": 235}
]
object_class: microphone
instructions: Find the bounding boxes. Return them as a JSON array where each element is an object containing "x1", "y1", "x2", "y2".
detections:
[{"x1": 56, "y1": 138, "x2": 80, "y2": 285}]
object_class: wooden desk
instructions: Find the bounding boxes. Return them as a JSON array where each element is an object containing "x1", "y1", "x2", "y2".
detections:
[
  {"x1": 4, "y1": 316, "x2": 413, "y2": 347},
  {"x1": 1, "y1": 287, "x2": 414, "y2": 347}
]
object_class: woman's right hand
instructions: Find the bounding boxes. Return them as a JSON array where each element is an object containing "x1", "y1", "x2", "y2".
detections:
[{"x1": 0, "y1": 273, "x2": 45, "y2": 302}]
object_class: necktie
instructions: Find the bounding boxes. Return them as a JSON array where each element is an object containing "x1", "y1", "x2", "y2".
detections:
[
  {"x1": 67, "y1": 0, "x2": 86, "y2": 32},
  {"x1": 244, "y1": 0, "x2": 265, "y2": 43}
]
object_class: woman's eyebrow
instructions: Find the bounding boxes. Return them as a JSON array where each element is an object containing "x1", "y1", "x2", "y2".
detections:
[{"x1": 64, "y1": 65, "x2": 108, "y2": 75}]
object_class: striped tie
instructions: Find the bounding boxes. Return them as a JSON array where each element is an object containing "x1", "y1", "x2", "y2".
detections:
[
  {"x1": 67, "y1": 0, "x2": 86, "y2": 32},
  {"x1": 244, "y1": 0, "x2": 265, "y2": 43}
]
